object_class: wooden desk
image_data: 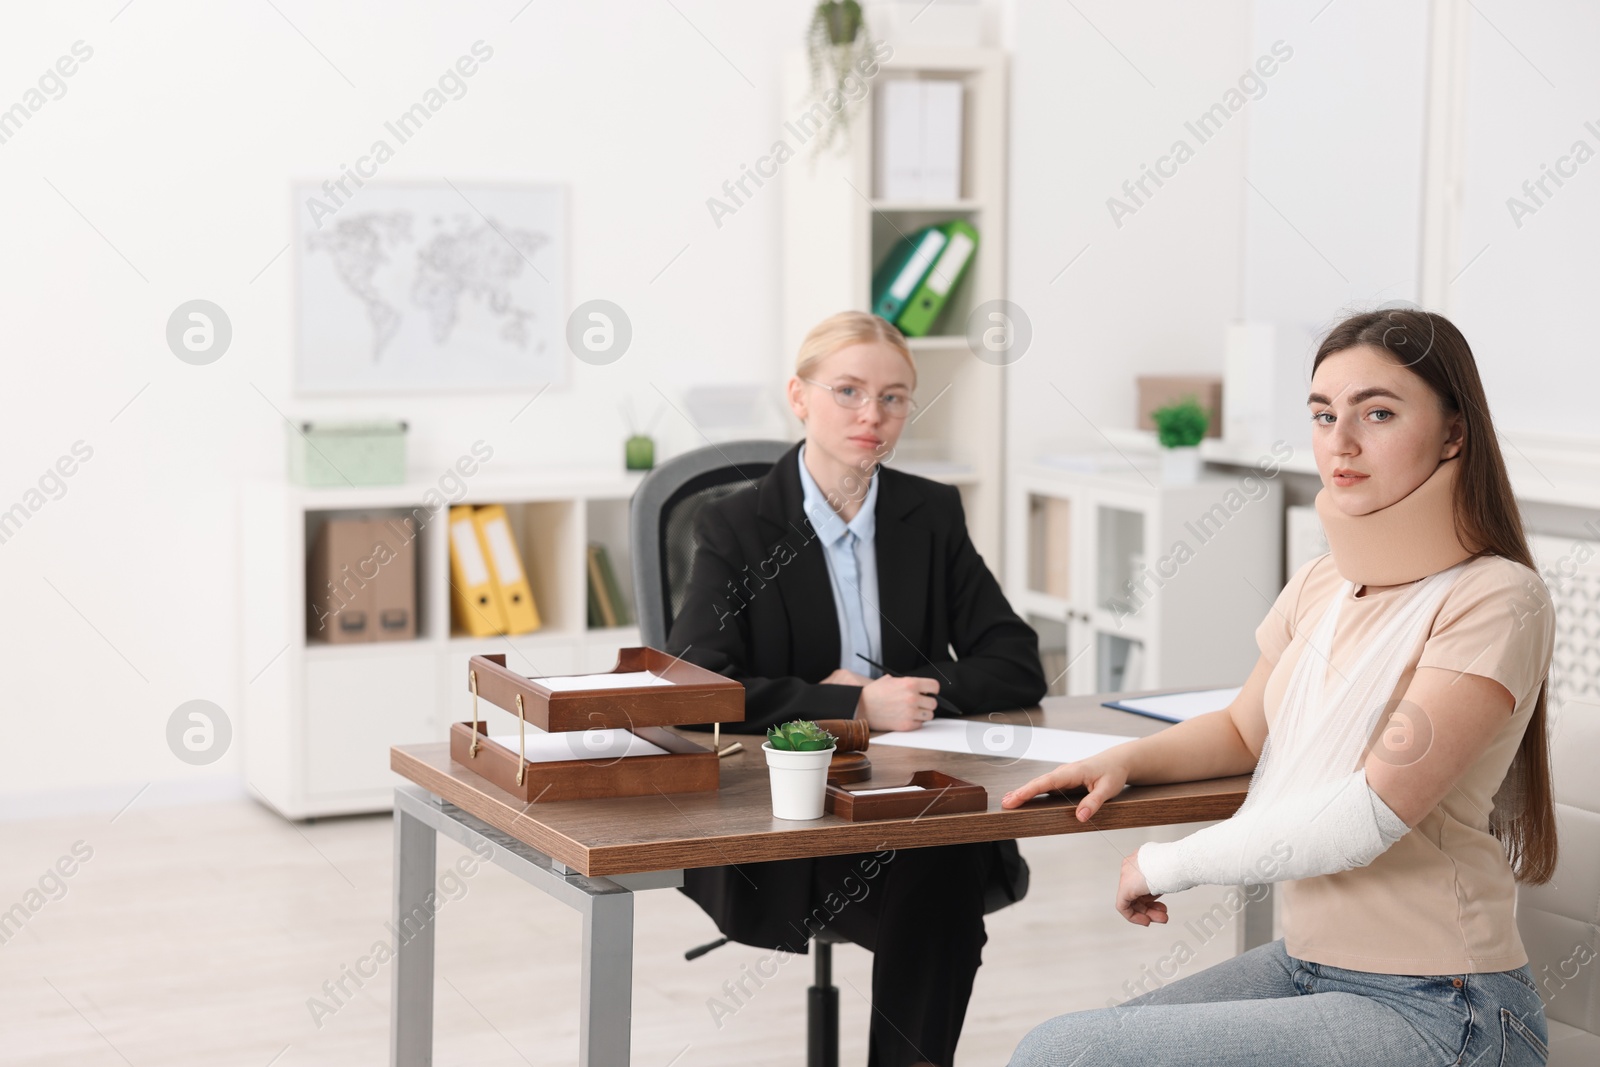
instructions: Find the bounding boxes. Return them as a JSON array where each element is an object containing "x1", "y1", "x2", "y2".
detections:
[{"x1": 387, "y1": 692, "x2": 1258, "y2": 1067}]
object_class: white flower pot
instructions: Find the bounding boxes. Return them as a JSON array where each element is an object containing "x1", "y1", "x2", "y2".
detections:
[
  {"x1": 1161, "y1": 445, "x2": 1202, "y2": 484},
  {"x1": 763, "y1": 742, "x2": 837, "y2": 821}
]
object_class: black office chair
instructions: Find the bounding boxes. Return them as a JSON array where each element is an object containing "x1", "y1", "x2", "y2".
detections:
[
  {"x1": 630, "y1": 439, "x2": 849, "y2": 1067},
  {"x1": 630, "y1": 438, "x2": 790, "y2": 654},
  {"x1": 630, "y1": 439, "x2": 1030, "y2": 1064}
]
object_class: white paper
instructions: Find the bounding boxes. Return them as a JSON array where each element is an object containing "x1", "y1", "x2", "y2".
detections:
[
  {"x1": 1105, "y1": 686, "x2": 1241, "y2": 723},
  {"x1": 532, "y1": 670, "x2": 673, "y2": 692},
  {"x1": 870, "y1": 719, "x2": 1135, "y2": 764},
  {"x1": 847, "y1": 785, "x2": 927, "y2": 796},
  {"x1": 486, "y1": 728, "x2": 668, "y2": 763}
]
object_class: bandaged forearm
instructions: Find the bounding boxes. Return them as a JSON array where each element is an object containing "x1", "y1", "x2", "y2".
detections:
[{"x1": 1135, "y1": 769, "x2": 1409, "y2": 896}]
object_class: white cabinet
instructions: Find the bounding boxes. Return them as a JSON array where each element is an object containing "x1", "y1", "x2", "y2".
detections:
[
  {"x1": 241, "y1": 470, "x2": 645, "y2": 819},
  {"x1": 304, "y1": 651, "x2": 441, "y2": 799},
  {"x1": 1006, "y1": 465, "x2": 1283, "y2": 697}
]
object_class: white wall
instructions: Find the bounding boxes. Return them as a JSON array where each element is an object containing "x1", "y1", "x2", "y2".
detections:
[
  {"x1": 9, "y1": 1, "x2": 1593, "y2": 803},
  {"x1": 1005, "y1": 0, "x2": 1255, "y2": 465},
  {"x1": 1243, "y1": 0, "x2": 1432, "y2": 453},
  {"x1": 0, "y1": 0, "x2": 830, "y2": 799},
  {"x1": 1236, "y1": 0, "x2": 1599, "y2": 452},
  {"x1": 1009, "y1": 0, "x2": 1579, "y2": 462},
  {"x1": 1450, "y1": 0, "x2": 1600, "y2": 439}
]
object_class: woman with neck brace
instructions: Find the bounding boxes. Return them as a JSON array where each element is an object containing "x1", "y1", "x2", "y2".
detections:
[{"x1": 1003, "y1": 309, "x2": 1558, "y2": 1067}]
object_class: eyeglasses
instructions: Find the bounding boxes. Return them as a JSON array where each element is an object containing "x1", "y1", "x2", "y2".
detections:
[{"x1": 800, "y1": 378, "x2": 918, "y2": 420}]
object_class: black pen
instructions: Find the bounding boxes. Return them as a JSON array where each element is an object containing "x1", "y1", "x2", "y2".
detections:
[{"x1": 856, "y1": 654, "x2": 963, "y2": 715}]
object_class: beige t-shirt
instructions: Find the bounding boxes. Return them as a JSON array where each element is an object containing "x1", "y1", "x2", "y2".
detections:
[{"x1": 1254, "y1": 551, "x2": 1555, "y2": 975}]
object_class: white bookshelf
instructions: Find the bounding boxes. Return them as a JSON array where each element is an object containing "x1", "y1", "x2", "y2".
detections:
[
  {"x1": 1005, "y1": 464, "x2": 1283, "y2": 698},
  {"x1": 239, "y1": 469, "x2": 645, "y2": 819},
  {"x1": 781, "y1": 44, "x2": 1009, "y2": 567}
]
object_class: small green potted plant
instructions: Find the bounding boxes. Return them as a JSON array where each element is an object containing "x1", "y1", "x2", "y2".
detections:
[
  {"x1": 763, "y1": 720, "x2": 838, "y2": 820},
  {"x1": 621, "y1": 397, "x2": 663, "y2": 471},
  {"x1": 1151, "y1": 395, "x2": 1209, "y2": 484}
]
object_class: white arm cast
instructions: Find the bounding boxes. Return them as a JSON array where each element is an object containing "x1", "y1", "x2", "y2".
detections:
[{"x1": 1135, "y1": 768, "x2": 1410, "y2": 896}]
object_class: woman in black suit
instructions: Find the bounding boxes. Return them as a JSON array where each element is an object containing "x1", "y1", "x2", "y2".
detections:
[{"x1": 667, "y1": 310, "x2": 1049, "y2": 1067}]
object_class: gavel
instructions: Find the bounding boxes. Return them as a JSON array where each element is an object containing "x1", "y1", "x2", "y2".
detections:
[
  {"x1": 814, "y1": 718, "x2": 871, "y2": 752},
  {"x1": 713, "y1": 718, "x2": 871, "y2": 759}
]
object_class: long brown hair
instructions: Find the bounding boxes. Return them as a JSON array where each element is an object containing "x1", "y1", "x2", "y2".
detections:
[{"x1": 1314, "y1": 308, "x2": 1557, "y2": 884}]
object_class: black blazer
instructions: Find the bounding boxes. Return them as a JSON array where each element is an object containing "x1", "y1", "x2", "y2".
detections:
[{"x1": 666, "y1": 439, "x2": 1048, "y2": 949}]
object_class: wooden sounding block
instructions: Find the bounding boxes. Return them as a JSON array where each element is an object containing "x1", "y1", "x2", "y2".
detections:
[
  {"x1": 825, "y1": 752, "x2": 872, "y2": 784},
  {"x1": 451, "y1": 648, "x2": 745, "y2": 802},
  {"x1": 824, "y1": 770, "x2": 986, "y2": 821},
  {"x1": 814, "y1": 718, "x2": 873, "y2": 783}
]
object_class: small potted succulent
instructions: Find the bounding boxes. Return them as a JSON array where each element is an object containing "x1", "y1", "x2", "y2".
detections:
[
  {"x1": 1151, "y1": 395, "x2": 1209, "y2": 484},
  {"x1": 763, "y1": 720, "x2": 839, "y2": 820}
]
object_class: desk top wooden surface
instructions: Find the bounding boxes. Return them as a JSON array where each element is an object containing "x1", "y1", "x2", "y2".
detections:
[{"x1": 391, "y1": 692, "x2": 1248, "y2": 877}]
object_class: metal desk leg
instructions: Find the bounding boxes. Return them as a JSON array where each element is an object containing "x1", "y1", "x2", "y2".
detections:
[
  {"x1": 580, "y1": 886, "x2": 634, "y2": 1066},
  {"x1": 388, "y1": 786, "x2": 679, "y2": 1067},
  {"x1": 1238, "y1": 884, "x2": 1275, "y2": 954},
  {"x1": 391, "y1": 803, "x2": 437, "y2": 1067}
]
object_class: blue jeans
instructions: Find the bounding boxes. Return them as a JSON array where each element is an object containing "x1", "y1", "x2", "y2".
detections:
[{"x1": 1010, "y1": 938, "x2": 1548, "y2": 1066}]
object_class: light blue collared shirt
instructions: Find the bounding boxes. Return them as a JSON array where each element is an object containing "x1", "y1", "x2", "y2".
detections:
[{"x1": 797, "y1": 444, "x2": 883, "y2": 678}]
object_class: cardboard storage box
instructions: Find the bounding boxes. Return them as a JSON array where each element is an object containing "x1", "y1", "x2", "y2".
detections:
[{"x1": 306, "y1": 516, "x2": 418, "y2": 643}]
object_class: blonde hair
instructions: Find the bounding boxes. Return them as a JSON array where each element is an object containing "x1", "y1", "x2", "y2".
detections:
[{"x1": 795, "y1": 310, "x2": 916, "y2": 384}]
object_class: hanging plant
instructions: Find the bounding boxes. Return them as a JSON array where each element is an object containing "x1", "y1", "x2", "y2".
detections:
[{"x1": 806, "y1": 1, "x2": 874, "y2": 156}]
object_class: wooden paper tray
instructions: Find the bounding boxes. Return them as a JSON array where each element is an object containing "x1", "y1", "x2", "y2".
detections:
[
  {"x1": 466, "y1": 648, "x2": 744, "y2": 732},
  {"x1": 824, "y1": 771, "x2": 987, "y2": 821},
  {"x1": 448, "y1": 721, "x2": 718, "y2": 802}
]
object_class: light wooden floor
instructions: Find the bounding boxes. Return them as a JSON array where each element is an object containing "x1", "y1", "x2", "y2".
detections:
[{"x1": 0, "y1": 796, "x2": 1265, "y2": 1066}]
